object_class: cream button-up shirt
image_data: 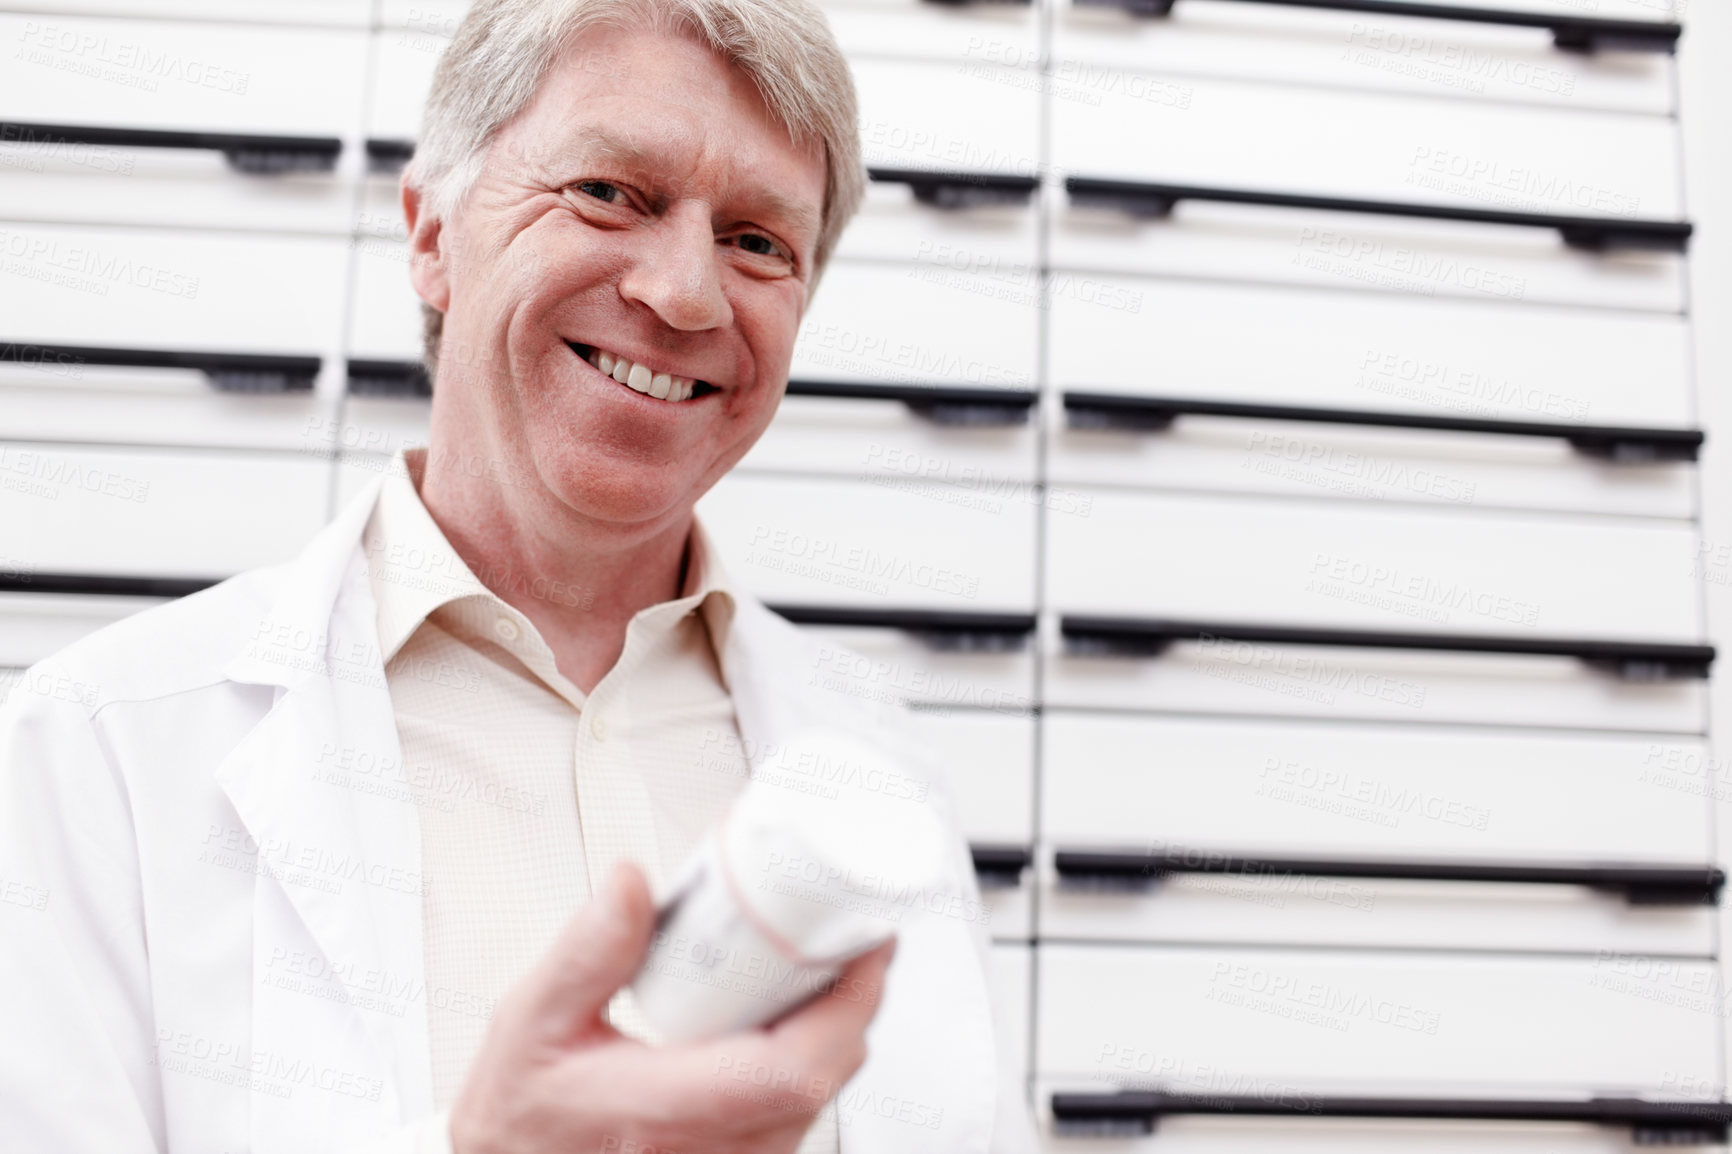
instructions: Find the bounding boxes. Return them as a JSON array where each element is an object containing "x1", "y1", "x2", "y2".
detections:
[{"x1": 363, "y1": 450, "x2": 837, "y2": 1152}]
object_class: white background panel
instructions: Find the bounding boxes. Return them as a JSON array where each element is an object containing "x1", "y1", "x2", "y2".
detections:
[
  {"x1": 1, "y1": 443, "x2": 331, "y2": 577},
  {"x1": 1051, "y1": 72, "x2": 1680, "y2": 213},
  {"x1": 2, "y1": 0, "x2": 370, "y2": 23},
  {"x1": 791, "y1": 623, "x2": 1036, "y2": 714},
  {"x1": 1037, "y1": 945, "x2": 1721, "y2": 1092},
  {"x1": 698, "y1": 472, "x2": 1037, "y2": 611},
  {"x1": 0, "y1": 223, "x2": 350, "y2": 354},
  {"x1": 745, "y1": 394, "x2": 1039, "y2": 484},
  {"x1": 823, "y1": 0, "x2": 1041, "y2": 64},
  {"x1": 1, "y1": 360, "x2": 337, "y2": 451},
  {"x1": 0, "y1": 14, "x2": 369, "y2": 135},
  {"x1": 836, "y1": 176, "x2": 1041, "y2": 267},
  {"x1": 854, "y1": 57, "x2": 1042, "y2": 177},
  {"x1": 1048, "y1": 200, "x2": 1687, "y2": 314},
  {"x1": 1047, "y1": 489, "x2": 1702, "y2": 640},
  {"x1": 1038, "y1": 716, "x2": 1715, "y2": 954},
  {"x1": 1045, "y1": 276, "x2": 1695, "y2": 516},
  {"x1": 0, "y1": 592, "x2": 164, "y2": 669},
  {"x1": 794, "y1": 259, "x2": 1040, "y2": 388},
  {"x1": 913, "y1": 708, "x2": 1036, "y2": 845},
  {"x1": 1054, "y1": 0, "x2": 1673, "y2": 114}
]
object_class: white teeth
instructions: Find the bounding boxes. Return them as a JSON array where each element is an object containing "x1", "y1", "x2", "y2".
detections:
[{"x1": 582, "y1": 345, "x2": 701, "y2": 402}]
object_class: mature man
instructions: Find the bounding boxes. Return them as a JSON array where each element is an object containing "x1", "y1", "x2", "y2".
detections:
[{"x1": 0, "y1": 1, "x2": 1026, "y2": 1150}]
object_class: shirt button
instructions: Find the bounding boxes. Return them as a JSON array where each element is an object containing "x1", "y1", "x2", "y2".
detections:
[
  {"x1": 494, "y1": 617, "x2": 520, "y2": 643},
  {"x1": 590, "y1": 715, "x2": 608, "y2": 741}
]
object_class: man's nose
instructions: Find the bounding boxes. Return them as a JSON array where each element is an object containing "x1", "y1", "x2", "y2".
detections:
[{"x1": 618, "y1": 205, "x2": 733, "y2": 332}]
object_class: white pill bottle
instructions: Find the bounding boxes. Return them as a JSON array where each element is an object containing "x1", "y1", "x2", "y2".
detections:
[{"x1": 632, "y1": 728, "x2": 950, "y2": 1043}]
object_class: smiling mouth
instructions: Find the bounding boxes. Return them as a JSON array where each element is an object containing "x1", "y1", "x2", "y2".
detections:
[{"x1": 569, "y1": 342, "x2": 718, "y2": 403}]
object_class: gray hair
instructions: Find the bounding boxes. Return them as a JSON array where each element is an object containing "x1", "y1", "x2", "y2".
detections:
[{"x1": 403, "y1": 0, "x2": 864, "y2": 383}]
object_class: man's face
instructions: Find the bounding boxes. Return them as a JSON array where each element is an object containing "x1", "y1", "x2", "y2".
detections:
[{"x1": 409, "y1": 25, "x2": 828, "y2": 528}]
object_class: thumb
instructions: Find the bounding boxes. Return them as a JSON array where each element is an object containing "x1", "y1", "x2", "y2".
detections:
[{"x1": 524, "y1": 862, "x2": 657, "y2": 1044}]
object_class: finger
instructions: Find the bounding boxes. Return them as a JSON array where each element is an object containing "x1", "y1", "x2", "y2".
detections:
[
  {"x1": 764, "y1": 938, "x2": 897, "y2": 1080},
  {"x1": 520, "y1": 862, "x2": 658, "y2": 1045}
]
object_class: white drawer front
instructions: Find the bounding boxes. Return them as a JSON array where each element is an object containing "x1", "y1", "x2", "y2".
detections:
[
  {"x1": 991, "y1": 943, "x2": 1032, "y2": 1094},
  {"x1": 1051, "y1": 72, "x2": 1679, "y2": 215},
  {"x1": 1037, "y1": 945, "x2": 1720, "y2": 1094},
  {"x1": 0, "y1": 592, "x2": 164, "y2": 670},
  {"x1": 745, "y1": 393, "x2": 1039, "y2": 485},
  {"x1": 795, "y1": 260, "x2": 1039, "y2": 389},
  {"x1": 0, "y1": 15, "x2": 368, "y2": 136},
  {"x1": 1, "y1": 360, "x2": 336, "y2": 452},
  {"x1": 1045, "y1": 489, "x2": 1705, "y2": 731},
  {"x1": 1053, "y1": 0, "x2": 1672, "y2": 114},
  {"x1": 854, "y1": 57, "x2": 1041, "y2": 179},
  {"x1": 823, "y1": 0, "x2": 1041, "y2": 64},
  {"x1": 837, "y1": 176, "x2": 1041, "y2": 268},
  {"x1": 5, "y1": 0, "x2": 370, "y2": 24},
  {"x1": 1, "y1": 444, "x2": 330, "y2": 578},
  {"x1": 1046, "y1": 277, "x2": 1695, "y2": 518},
  {"x1": 1039, "y1": 714, "x2": 1713, "y2": 955},
  {"x1": 0, "y1": 16, "x2": 367, "y2": 231},
  {"x1": 790, "y1": 624, "x2": 1036, "y2": 714},
  {"x1": 368, "y1": 26, "x2": 442, "y2": 144},
  {"x1": 349, "y1": 238, "x2": 424, "y2": 361},
  {"x1": 1049, "y1": 75, "x2": 1684, "y2": 312},
  {"x1": 0, "y1": 223, "x2": 349, "y2": 357},
  {"x1": 910, "y1": 708, "x2": 1035, "y2": 847},
  {"x1": 699, "y1": 472, "x2": 1036, "y2": 612}
]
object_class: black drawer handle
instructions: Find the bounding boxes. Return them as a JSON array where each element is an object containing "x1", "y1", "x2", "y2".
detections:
[
  {"x1": 787, "y1": 379, "x2": 1037, "y2": 427},
  {"x1": 1052, "y1": 1093, "x2": 1731, "y2": 1142},
  {"x1": 0, "y1": 121, "x2": 341, "y2": 174},
  {"x1": 1070, "y1": 0, "x2": 1680, "y2": 54},
  {"x1": 0, "y1": 342, "x2": 319, "y2": 393},
  {"x1": 1060, "y1": 615, "x2": 1715, "y2": 680},
  {"x1": 365, "y1": 137, "x2": 417, "y2": 174},
  {"x1": 0, "y1": 572, "x2": 216, "y2": 598},
  {"x1": 1052, "y1": 848, "x2": 1723, "y2": 905},
  {"x1": 866, "y1": 167, "x2": 1039, "y2": 210},
  {"x1": 766, "y1": 604, "x2": 1036, "y2": 653},
  {"x1": 347, "y1": 359, "x2": 431, "y2": 398},
  {"x1": 1066, "y1": 177, "x2": 1692, "y2": 254},
  {"x1": 1063, "y1": 392, "x2": 1703, "y2": 462},
  {"x1": 971, "y1": 844, "x2": 1033, "y2": 888}
]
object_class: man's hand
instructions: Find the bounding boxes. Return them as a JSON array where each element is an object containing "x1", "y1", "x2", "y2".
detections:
[{"x1": 449, "y1": 863, "x2": 895, "y2": 1154}]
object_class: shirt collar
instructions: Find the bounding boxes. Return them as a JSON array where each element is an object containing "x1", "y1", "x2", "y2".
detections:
[{"x1": 363, "y1": 447, "x2": 739, "y2": 666}]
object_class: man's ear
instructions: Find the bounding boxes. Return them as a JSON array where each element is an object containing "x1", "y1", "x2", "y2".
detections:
[{"x1": 402, "y1": 178, "x2": 452, "y2": 314}]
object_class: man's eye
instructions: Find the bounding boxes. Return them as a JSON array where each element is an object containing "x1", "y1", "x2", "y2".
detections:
[
  {"x1": 577, "y1": 180, "x2": 622, "y2": 204},
  {"x1": 736, "y1": 234, "x2": 778, "y2": 256}
]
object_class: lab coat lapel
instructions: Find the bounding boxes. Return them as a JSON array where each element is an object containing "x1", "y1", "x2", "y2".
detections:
[
  {"x1": 720, "y1": 597, "x2": 998, "y2": 1154},
  {"x1": 213, "y1": 477, "x2": 432, "y2": 1142}
]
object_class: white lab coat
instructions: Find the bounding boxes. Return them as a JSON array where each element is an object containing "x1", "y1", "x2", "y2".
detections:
[{"x1": 0, "y1": 477, "x2": 1030, "y2": 1153}]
